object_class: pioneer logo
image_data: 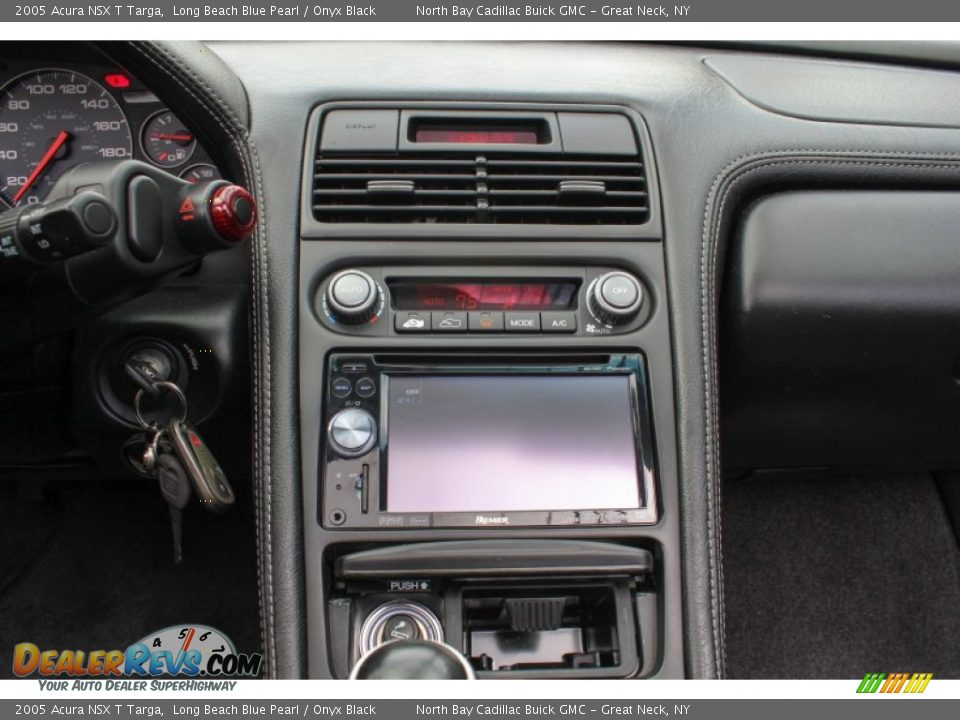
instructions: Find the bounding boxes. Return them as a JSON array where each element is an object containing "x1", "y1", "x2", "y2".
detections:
[{"x1": 474, "y1": 515, "x2": 510, "y2": 526}]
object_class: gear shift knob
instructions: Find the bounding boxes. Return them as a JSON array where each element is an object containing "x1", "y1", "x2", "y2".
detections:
[{"x1": 349, "y1": 640, "x2": 475, "y2": 680}]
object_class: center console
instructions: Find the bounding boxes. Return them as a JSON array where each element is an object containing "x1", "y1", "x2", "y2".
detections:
[
  {"x1": 320, "y1": 351, "x2": 657, "y2": 530},
  {"x1": 298, "y1": 102, "x2": 683, "y2": 679}
]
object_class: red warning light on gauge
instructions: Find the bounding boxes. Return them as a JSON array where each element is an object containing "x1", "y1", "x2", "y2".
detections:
[{"x1": 104, "y1": 73, "x2": 131, "y2": 89}]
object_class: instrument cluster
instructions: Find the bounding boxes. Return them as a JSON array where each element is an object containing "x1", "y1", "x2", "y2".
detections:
[{"x1": 0, "y1": 43, "x2": 221, "y2": 209}]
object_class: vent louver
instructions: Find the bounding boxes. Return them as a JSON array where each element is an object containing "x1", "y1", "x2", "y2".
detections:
[{"x1": 312, "y1": 153, "x2": 649, "y2": 225}]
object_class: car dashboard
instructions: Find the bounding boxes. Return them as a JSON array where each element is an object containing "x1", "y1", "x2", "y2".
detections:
[{"x1": 3, "y1": 39, "x2": 960, "y2": 681}]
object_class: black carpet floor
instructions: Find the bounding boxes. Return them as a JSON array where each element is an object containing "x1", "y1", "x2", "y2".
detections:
[
  {"x1": 723, "y1": 471, "x2": 960, "y2": 679},
  {"x1": 0, "y1": 475, "x2": 260, "y2": 678}
]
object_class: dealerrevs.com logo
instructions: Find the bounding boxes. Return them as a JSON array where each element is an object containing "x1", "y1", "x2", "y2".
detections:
[{"x1": 13, "y1": 624, "x2": 262, "y2": 679}]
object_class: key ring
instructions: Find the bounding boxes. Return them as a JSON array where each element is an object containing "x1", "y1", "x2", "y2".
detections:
[{"x1": 134, "y1": 380, "x2": 188, "y2": 429}]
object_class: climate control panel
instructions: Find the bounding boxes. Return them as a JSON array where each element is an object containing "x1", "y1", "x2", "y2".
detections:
[{"x1": 314, "y1": 266, "x2": 650, "y2": 337}]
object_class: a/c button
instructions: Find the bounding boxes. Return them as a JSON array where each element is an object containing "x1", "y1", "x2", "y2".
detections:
[{"x1": 541, "y1": 312, "x2": 577, "y2": 333}]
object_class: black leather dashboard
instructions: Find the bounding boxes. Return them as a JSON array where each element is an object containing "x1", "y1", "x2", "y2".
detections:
[{"x1": 111, "y1": 40, "x2": 960, "y2": 678}]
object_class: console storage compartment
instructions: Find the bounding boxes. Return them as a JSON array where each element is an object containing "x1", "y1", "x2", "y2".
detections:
[
  {"x1": 328, "y1": 540, "x2": 655, "y2": 679},
  {"x1": 460, "y1": 580, "x2": 636, "y2": 674}
]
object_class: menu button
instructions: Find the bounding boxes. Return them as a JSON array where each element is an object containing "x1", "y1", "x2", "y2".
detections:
[{"x1": 331, "y1": 377, "x2": 352, "y2": 398}]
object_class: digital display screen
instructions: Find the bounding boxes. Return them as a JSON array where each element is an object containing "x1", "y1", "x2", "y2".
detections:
[
  {"x1": 390, "y1": 281, "x2": 578, "y2": 311},
  {"x1": 385, "y1": 375, "x2": 641, "y2": 513},
  {"x1": 414, "y1": 126, "x2": 540, "y2": 144}
]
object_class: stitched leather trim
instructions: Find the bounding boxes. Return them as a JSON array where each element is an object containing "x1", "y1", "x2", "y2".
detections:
[
  {"x1": 701, "y1": 149, "x2": 960, "y2": 678},
  {"x1": 122, "y1": 41, "x2": 276, "y2": 677}
]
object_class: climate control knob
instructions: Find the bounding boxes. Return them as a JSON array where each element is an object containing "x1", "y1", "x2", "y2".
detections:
[
  {"x1": 328, "y1": 408, "x2": 377, "y2": 458},
  {"x1": 587, "y1": 271, "x2": 644, "y2": 326},
  {"x1": 326, "y1": 270, "x2": 379, "y2": 325}
]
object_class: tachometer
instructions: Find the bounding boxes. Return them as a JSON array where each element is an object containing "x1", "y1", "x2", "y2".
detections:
[{"x1": 0, "y1": 69, "x2": 133, "y2": 207}]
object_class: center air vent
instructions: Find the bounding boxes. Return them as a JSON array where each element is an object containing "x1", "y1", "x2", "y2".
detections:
[{"x1": 312, "y1": 153, "x2": 649, "y2": 225}]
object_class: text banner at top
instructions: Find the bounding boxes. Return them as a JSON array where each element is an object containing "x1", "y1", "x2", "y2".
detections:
[{"x1": 5, "y1": 0, "x2": 960, "y2": 22}]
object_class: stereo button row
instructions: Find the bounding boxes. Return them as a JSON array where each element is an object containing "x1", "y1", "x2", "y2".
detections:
[
  {"x1": 395, "y1": 311, "x2": 577, "y2": 334},
  {"x1": 331, "y1": 376, "x2": 377, "y2": 399}
]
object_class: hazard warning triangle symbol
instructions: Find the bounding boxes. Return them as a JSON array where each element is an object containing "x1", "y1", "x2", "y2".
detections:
[{"x1": 179, "y1": 197, "x2": 194, "y2": 214}]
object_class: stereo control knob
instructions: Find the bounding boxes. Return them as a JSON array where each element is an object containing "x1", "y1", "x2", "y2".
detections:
[
  {"x1": 328, "y1": 408, "x2": 377, "y2": 458},
  {"x1": 326, "y1": 270, "x2": 379, "y2": 325},
  {"x1": 587, "y1": 271, "x2": 644, "y2": 326}
]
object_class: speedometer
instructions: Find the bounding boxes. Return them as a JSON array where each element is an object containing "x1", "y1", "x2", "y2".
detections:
[{"x1": 0, "y1": 69, "x2": 133, "y2": 208}]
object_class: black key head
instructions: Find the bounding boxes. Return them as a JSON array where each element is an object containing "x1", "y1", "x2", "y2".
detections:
[{"x1": 157, "y1": 452, "x2": 192, "y2": 510}]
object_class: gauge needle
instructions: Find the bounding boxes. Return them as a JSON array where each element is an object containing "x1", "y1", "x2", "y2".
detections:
[
  {"x1": 153, "y1": 133, "x2": 193, "y2": 143},
  {"x1": 13, "y1": 130, "x2": 71, "y2": 204}
]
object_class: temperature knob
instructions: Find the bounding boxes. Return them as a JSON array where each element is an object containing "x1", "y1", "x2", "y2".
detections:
[
  {"x1": 587, "y1": 271, "x2": 644, "y2": 325},
  {"x1": 328, "y1": 408, "x2": 377, "y2": 458},
  {"x1": 326, "y1": 270, "x2": 379, "y2": 324}
]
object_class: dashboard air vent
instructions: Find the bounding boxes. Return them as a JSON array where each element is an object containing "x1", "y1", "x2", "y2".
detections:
[{"x1": 312, "y1": 153, "x2": 648, "y2": 225}]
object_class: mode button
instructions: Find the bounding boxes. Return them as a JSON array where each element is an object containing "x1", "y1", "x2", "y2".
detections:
[{"x1": 505, "y1": 313, "x2": 541, "y2": 332}]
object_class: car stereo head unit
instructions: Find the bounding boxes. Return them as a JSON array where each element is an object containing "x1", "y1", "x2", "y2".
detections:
[{"x1": 320, "y1": 353, "x2": 658, "y2": 530}]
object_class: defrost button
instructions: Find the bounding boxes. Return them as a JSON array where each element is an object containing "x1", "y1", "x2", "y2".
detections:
[
  {"x1": 468, "y1": 311, "x2": 504, "y2": 332},
  {"x1": 432, "y1": 311, "x2": 468, "y2": 332}
]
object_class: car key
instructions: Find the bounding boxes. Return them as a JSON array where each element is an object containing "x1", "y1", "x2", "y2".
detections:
[
  {"x1": 134, "y1": 379, "x2": 187, "y2": 475},
  {"x1": 141, "y1": 426, "x2": 163, "y2": 473},
  {"x1": 167, "y1": 418, "x2": 235, "y2": 514},
  {"x1": 156, "y1": 451, "x2": 192, "y2": 564}
]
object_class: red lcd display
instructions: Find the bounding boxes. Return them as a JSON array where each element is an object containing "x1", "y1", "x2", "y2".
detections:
[
  {"x1": 391, "y1": 281, "x2": 578, "y2": 311},
  {"x1": 414, "y1": 126, "x2": 539, "y2": 144}
]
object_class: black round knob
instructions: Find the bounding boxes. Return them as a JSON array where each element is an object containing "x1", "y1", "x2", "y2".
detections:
[
  {"x1": 326, "y1": 270, "x2": 379, "y2": 325},
  {"x1": 587, "y1": 271, "x2": 644, "y2": 325},
  {"x1": 328, "y1": 408, "x2": 377, "y2": 458},
  {"x1": 349, "y1": 640, "x2": 475, "y2": 680}
]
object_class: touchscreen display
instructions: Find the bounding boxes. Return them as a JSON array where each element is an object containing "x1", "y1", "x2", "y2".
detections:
[{"x1": 385, "y1": 375, "x2": 640, "y2": 513}]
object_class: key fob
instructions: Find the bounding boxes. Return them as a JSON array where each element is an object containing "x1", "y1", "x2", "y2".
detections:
[
  {"x1": 157, "y1": 452, "x2": 192, "y2": 510},
  {"x1": 168, "y1": 419, "x2": 235, "y2": 513}
]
